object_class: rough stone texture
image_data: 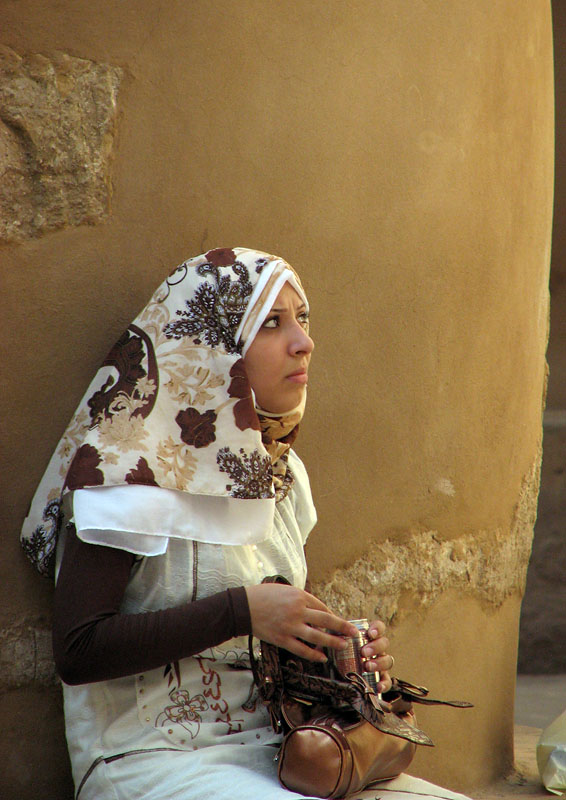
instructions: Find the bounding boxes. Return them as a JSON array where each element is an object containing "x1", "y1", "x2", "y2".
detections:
[
  {"x1": 0, "y1": 46, "x2": 122, "y2": 242},
  {"x1": 0, "y1": 621, "x2": 56, "y2": 690},
  {"x1": 314, "y1": 451, "x2": 542, "y2": 624},
  {"x1": 518, "y1": 427, "x2": 566, "y2": 673}
]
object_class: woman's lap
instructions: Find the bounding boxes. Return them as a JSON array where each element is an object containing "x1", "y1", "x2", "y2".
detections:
[{"x1": 78, "y1": 744, "x2": 472, "y2": 800}]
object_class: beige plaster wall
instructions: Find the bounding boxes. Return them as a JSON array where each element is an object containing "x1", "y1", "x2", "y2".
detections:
[{"x1": 0, "y1": 1, "x2": 554, "y2": 797}]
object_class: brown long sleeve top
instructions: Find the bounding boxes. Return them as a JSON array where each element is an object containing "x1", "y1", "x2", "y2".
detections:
[{"x1": 52, "y1": 526, "x2": 252, "y2": 685}]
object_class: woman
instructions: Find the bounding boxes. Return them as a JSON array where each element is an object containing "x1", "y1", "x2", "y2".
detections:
[{"x1": 22, "y1": 248, "x2": 469, "y2": 800}]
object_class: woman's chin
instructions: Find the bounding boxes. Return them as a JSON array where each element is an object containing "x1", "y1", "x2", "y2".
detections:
[{"x1": 258, "y1": 387, "x2": 306, "y2": 416}]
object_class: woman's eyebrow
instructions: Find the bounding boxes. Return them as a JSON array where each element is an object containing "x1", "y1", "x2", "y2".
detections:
[{"x1": 269, "y1": 303, "x2": 306, "y2": 314}]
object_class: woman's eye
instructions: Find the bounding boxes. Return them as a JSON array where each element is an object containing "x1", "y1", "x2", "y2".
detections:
[
  {"x1": 298, "y1": 313, "x2": 310, "y2": 329},
  {"x1": 263, "y1": 316, "x2": 279, "y2": 328}
]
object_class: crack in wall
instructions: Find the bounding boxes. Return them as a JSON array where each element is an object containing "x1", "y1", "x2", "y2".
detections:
[{"x1": 313, "y1": 450, "x2": 542, "y2": 624}]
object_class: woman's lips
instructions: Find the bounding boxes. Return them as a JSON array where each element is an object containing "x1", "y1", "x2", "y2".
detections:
[{"x1": 286, "y1": 370, "x2": 308, "y2": 384}]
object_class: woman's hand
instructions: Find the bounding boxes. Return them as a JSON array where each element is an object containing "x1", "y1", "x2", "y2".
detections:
[
  {"x1": 361, "y1": 619, "x2": 394, "y2": 693},
  {"x1": 245, "y1": 583, "x2": 359, "y2": 663}
]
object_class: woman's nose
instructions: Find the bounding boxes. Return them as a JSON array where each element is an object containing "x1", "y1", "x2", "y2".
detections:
[{"x1": 290, "y1": 324, "x2": 314, "y2": 355}]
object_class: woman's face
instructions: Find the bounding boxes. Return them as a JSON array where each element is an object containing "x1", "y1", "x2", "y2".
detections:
[{"x1": 243, "y1": 282, "x2": 314, "y2": 414}]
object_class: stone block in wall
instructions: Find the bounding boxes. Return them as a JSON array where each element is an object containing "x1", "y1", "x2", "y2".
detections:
[
  {"x1": 0, "y1": 47, "x2": 122, "y2": 242},
  {"x1": 0, "y1": 620, "x2": 57, "y2": 690}
]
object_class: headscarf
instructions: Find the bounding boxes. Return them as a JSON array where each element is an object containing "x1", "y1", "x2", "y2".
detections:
[{"x1": 21, "y1": 247, "x2": 309, "y2": 575}]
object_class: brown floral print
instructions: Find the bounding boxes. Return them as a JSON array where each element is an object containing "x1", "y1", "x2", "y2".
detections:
[
  {"x1": 125, "y1": 457, "x2": 158, "y2": 486},
  {"x1": 87, "y1": 326, "x2": 158, "y2": 425},
  {"x1": 175, "y1": 408, "x2": 217, "y2": 448},
  {"x1": 155, "y1": 689, "x2": 209, "y2": 739},
  {"x1": 228, "y1": 359, "x2": 260, "y2": 432},
  {"x1": 65, "y1": 444, "x2": 104, "y2": 490},
  {"x1": 216, "y1": 446, "x2": 273, "y2": 499},
  {"x1": 205, "y1": 247, "x2": 236, "y2": 267},
  {"x1": 163, "y1": 260, "x2": 253, "y2": 354}
]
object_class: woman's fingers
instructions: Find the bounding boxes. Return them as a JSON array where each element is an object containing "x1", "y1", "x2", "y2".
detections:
[
  {"x1": 360, "y1": 619, "x2": 394, "y2": 692},
  {"x1": 361, "y1": 619, "x2": 389, "y2": 660},
  {"x1": 303, "y1": 595, "x2": 359, "y2": 636},
  {"x1": 246, "y1": 584, "x2": 358, "y2": 660},
  {"x1": 246, "y1": 584, "x2": 393, "y2": 669},
  {"x1": 278, "y1": 635, "x2": 329, "y2": 662},
  {"x1": 361, "y1": 635, "x2": 390, "y2": 659},
  {"x1": 368, "y1": 620, "x2": 386, "y2": 638},
  {"x1": 363, "y1": 652, "x2": 394, "y2": 673},
  {"x1": 376, "y1": 670, "x2": 393, "y2": 694},
  {"x1": 293, "y1": 622, "x2": 350, "y2": 654},
  {"x1": 303, "y1": 606, "x2": 358, "y2": 638}
]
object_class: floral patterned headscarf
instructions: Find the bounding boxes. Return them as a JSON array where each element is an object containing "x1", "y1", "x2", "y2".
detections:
[{"x1": 21, "y1": 247, "x2": 309, "y2": 575}]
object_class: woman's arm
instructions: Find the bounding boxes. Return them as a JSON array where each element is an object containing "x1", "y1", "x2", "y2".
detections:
[
  {"x1": 52, "y1": 526, "x2": 251, "y2": 685},
  {"x1": 54, "y1": 529, "x2": 355, "y2": 685},
  {"x1": 54, "y1": 529, "x2": 390, "y2": 688}
]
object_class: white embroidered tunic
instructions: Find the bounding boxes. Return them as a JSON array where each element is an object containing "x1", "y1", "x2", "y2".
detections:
[{"x1": 61, "y1": 450, "x2": 315, "y2": 798}]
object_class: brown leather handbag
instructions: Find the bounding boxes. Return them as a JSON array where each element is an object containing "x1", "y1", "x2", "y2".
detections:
[
  {"x1": 275, "y1": 701, "x2": 419, "y2": 798},
  {"x1": 249, "y1": 577, "x2": 472, "y2": 799}
]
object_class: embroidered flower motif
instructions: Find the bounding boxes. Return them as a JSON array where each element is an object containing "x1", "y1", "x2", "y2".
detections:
[
  {"x1": 125, "y1": 456, "x2": 158, "y2": 486},
  {"x1": 21, "y1": 498, "x2": 61, "y2": 576},
  {"x1": 176, "y1": 407, "x2": 217, "y2": 448},
  {"x1": 65, "y1": 444, "x2": 104, "y2": 490},
  {"x1": 254, "y1": 256, "x2": 271, "y2": 273},
  {"x1": 156, "y1": 690, "x2": 209, "y2": 738},
  {"x1": 56, "y1": 409, "x2": 89, "y2": 462},
  {"x1": 163, "y1": 361, "x2": 224, "y2": 406},
  {"x1": 163, "y1": 262, "x2": 253, "y2": 353},
  {"x1": 227, "y1": 359, "x2": 260, "y2": 432},
  {"x1": 136, "y1": 376, "x2": 157, "y2": 399},
  {"x1": 97, "y1": 408, "x2": 149, "y2": 452},
  {"x1": 274, "y1": 460, "x2": 295, "y2": 503},
  {"x1": 216, "y1": 447, "x2": 274, "y2": 499},
  {"x1": 155, "y1": 436, "x2": 197, "y2": 488}
]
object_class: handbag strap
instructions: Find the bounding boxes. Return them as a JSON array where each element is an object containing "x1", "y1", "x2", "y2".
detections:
[{"x1": 386, "y1": 678, "x2": 474, "y2": 709}]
